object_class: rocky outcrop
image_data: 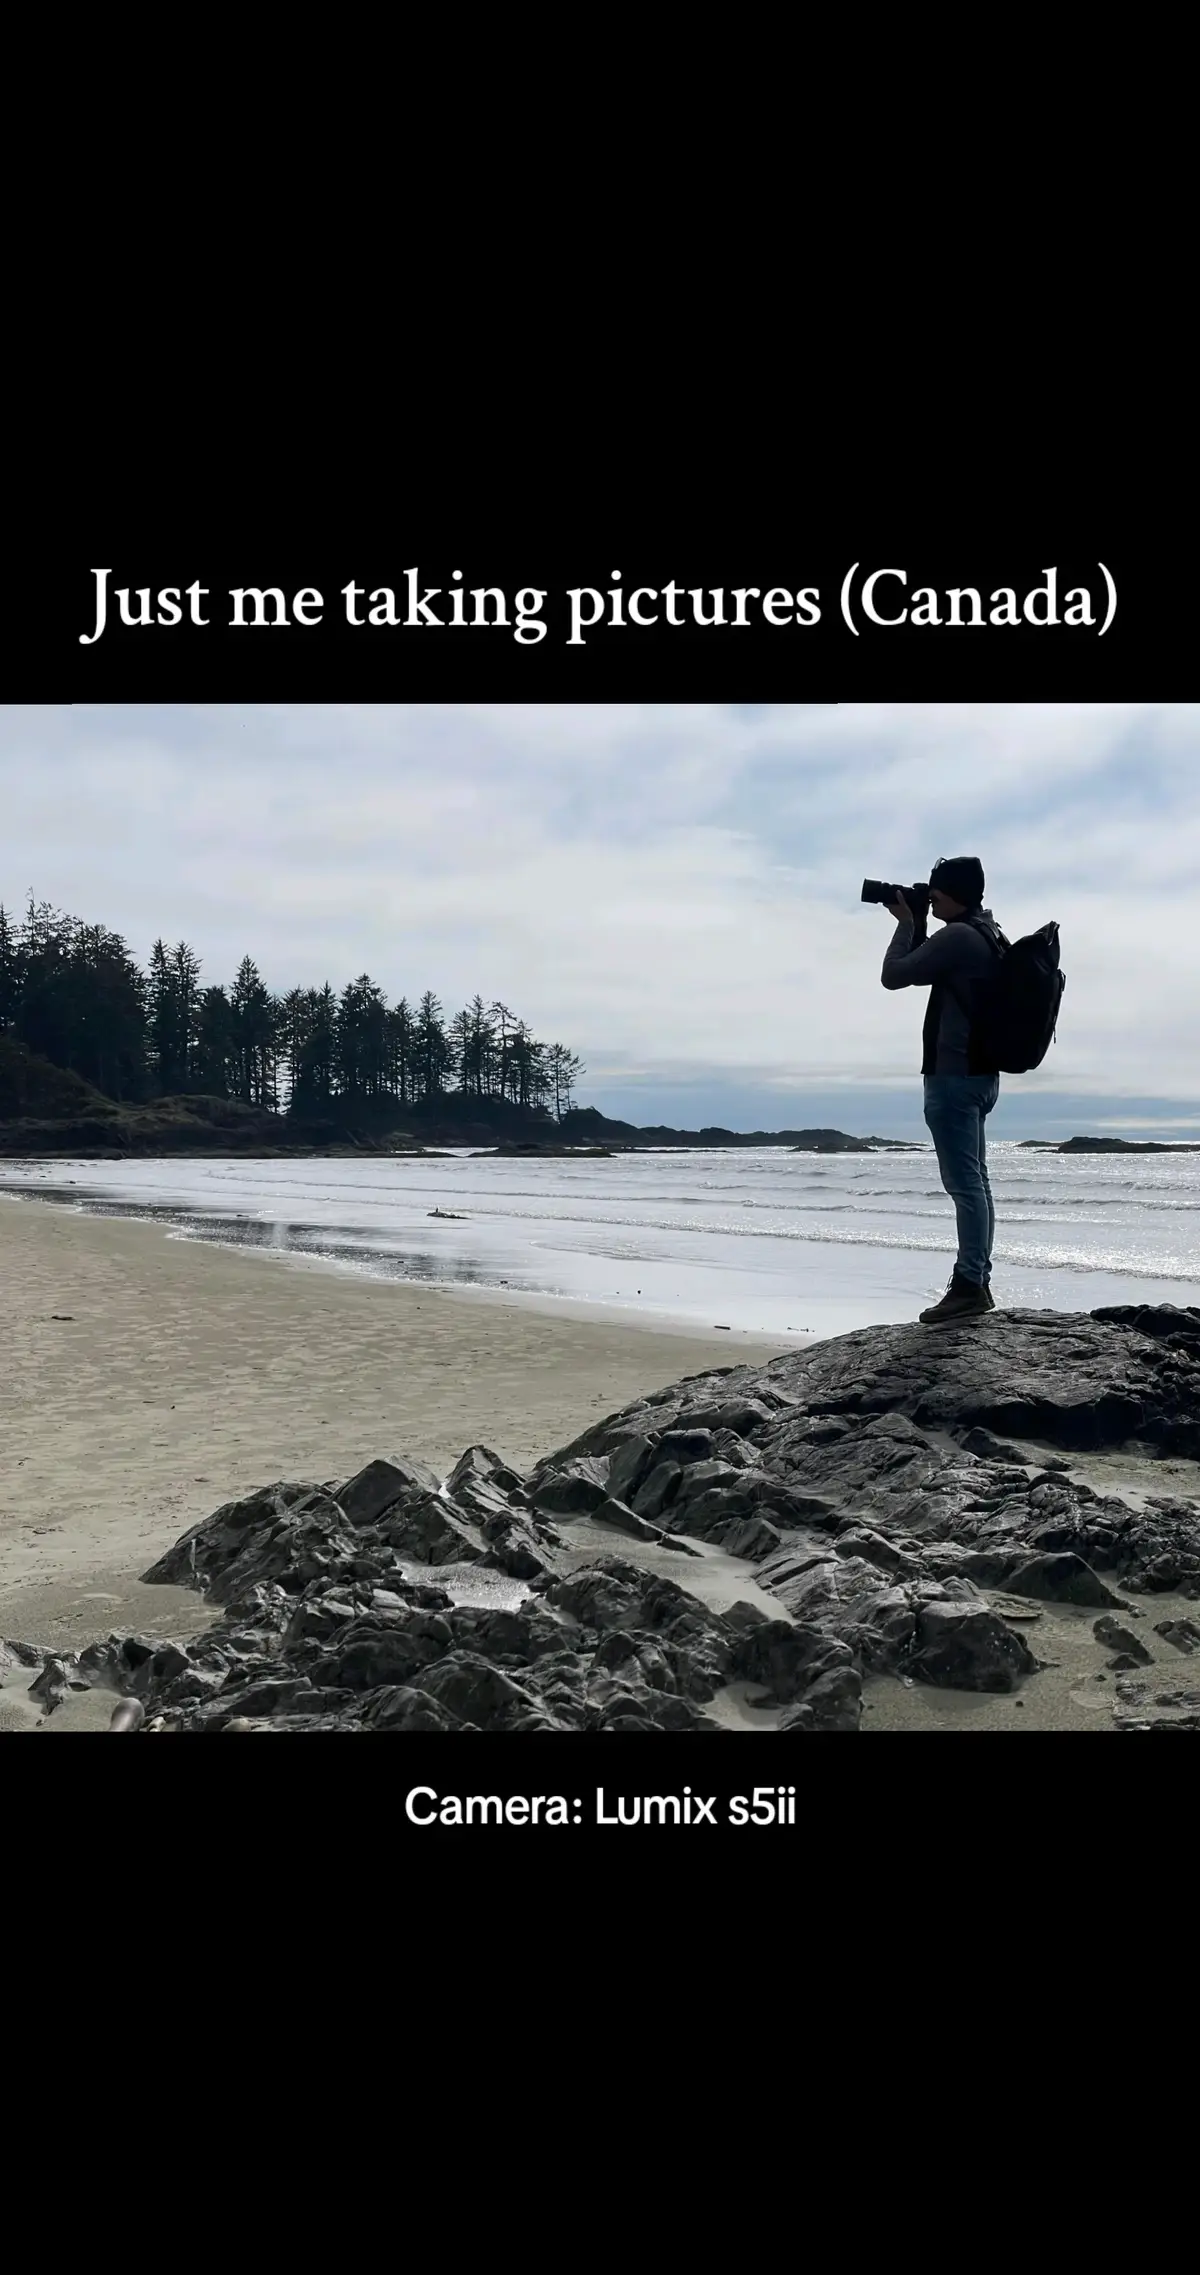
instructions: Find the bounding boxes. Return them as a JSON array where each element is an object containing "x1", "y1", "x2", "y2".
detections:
[
  {"x1": 7, "y1": 1308, "x2": 1200, "y2": 1732},
  {"x1": 1055, "y1": 1137, "x2": 1200, "y2": 1154}
]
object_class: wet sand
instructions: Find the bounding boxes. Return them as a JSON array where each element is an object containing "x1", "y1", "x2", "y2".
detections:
[{"x1": 0, "y1": 1193, "x2": 787, "y2": 1652}]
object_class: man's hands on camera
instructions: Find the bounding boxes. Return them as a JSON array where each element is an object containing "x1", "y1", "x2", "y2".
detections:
[{"x1": 885, "y1": 892, "x2": 912, "y2": 922}]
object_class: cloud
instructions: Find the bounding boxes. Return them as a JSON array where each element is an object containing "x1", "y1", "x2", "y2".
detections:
[{"x1": 2, "y1": 702, "x2": 1197, "y2": 1103}]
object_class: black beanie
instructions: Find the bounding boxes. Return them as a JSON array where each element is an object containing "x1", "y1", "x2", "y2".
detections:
[{"x1": 930, "y1": 855, "x2": 985, "y2": 908}]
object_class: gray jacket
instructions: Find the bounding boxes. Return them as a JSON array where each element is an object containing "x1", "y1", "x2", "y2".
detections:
[{"x1": 881, "y1": 910, "x2": 1004, "y2": 1075}]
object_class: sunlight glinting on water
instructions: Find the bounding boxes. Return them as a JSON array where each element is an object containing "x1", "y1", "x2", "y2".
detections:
[{"x1": 4, "y1": 1143, "x2": 1199, "y2": 1339}]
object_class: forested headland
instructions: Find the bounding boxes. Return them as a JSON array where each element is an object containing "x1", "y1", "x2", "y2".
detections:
[
  {"x1": 0, "y1": 896, "x2": 926, "y2": 1157},
  {"x1": 0, "y1": 898, "x2": 583, "y2": 1151}
]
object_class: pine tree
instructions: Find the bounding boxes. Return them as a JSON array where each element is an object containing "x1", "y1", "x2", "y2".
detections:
[
  {"x1": 385, "y1": 997, "x2": 413, "y2": 1105},
  {"x1": 547, "y1": 1042, "x2": 586, "y2": 1121},
  {"x1": 229, "y1": 956, "x2": 276, "y2": 1106},
  {"x1": 1, "y1": 896, "x2": 589, "y2": 1136},
  {"x1": 490, "y1": 1001, "x2": 514, "y2": 1100},
  {"x1": 0, "y1": 904, "x2": 23, "y2": 1030},
  {"x1": 416, "y1": 991, "x2": 450, "y2": 1102},
  {"x1": 195, "y1": 986, "x2": 235, "y2": 1095},
  {"x1": 172, "y1": 941, "x2": 202, "y2": 1086},
  {"x1": 448, "y1": 1008, "x2": 472, "y2": 1094},
  {"x1": 300, "y1": 984, "x2": 337, "y2": 1106}
]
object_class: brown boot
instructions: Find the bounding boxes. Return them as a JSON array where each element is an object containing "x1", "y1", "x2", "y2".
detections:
[{"x1": 919, "y1": 1272, "x2": 993, "y2": 1325}]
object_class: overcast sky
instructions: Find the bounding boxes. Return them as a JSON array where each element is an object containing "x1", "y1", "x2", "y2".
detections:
[{"x1": 2, "y1": 703, "x2": 1197, "y2": 1136}]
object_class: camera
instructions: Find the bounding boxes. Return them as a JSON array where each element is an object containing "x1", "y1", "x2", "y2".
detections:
[{"x1": 861, "y1": 878, "x2": 931, "y2": 920}]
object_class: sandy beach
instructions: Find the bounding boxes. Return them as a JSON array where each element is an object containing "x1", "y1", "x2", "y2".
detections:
[
  {"x1": 0, "y1": 1194, "x2": 789, "y2": 1653},
  {"x1": 5, "y1": 1192, "x2": 1197, "y2": 1737}
]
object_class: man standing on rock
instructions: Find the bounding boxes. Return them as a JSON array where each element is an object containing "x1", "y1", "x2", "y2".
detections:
[{"x1": 881, "y1": 856, "x2": 1005, "y2": 1324}]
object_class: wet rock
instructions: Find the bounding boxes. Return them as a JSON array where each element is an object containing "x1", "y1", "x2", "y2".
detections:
[
  {"x1": 1, "y1": 1638, "x2": 45, "y2": 1672},
  {"x1": 414, "y1": 1653, "x2": 557, "y2": 1730},
  {"x1": 592, "y1": 1495, "x2": 665, "y2": 1544},
  {"x1": 545, "y1": 1564, "x2": 646, "y2": 1632},
  {"x1": 655, "y1": 1430, "x2": 716, "y2": 1466},
  {"x1": 729, "y1": 1619, "x2": 846, "y2": 1702},
  {"x1": 1153, "y1": 1618, "x2": 1200, "y2": 1654},
  {"x1": 1091, "y1": 1303, "x2": 1200, "y2": 1350},
  {"x1": 361, "y1": 1685, "x2": 461, "y2": 1731},
  {"x1": 910, "y1": 1601, "x2": 1037, "y2": 1692},
  {"x1": 711, "y1": 1430, "x2": 758, "y2": 1468},
  {"x1": 380, "y1": 1496, "x2": 486, "y2": 1566},
  {"x1": 721, "y1": 1599, "x2": 772, "y2": 1630},
  {"x1": 33, "y1": 1305, "x2": 1189, "y2": 1735},
  {"x1": 676, "y1": 1400, "x2": 774, "y2": 1438},
  {"x1": 675, "y1": 1482, "x2": 759, "y2": 1539},
  {"x1": 1093, "y1": 1616, "x2": 1152, "y2": 1664},
  {"x1": 631, "y1": 1462, "x2": 682, "y2": 1520},
  {"x1": 1127, "y1": 1551, "x2": 1194, "y2": 1594},
  {"x1": 531, "y1": 1465, "x2": 609, "y2": 1518},
  {"x1": 28, "y1": 1657, "x2": 70, "y2": 1713},
  {"x1": 319, "y1": 1613, "x2": 452, "y2": 1692},
  {"x1": 961, "y1": 1427, "x2": 1030, "y2": 1460},
  {"x1": 211, "y1": 1676, "x2": 316, "y2": 1719},
  {"x1": 1003, "y1": 1552, "x2": 1125, "y2": 1608},
  {"x1": 778, "y1": 1667, "x2": 864, "y2": 1731},
  {"x1": 339, "y1": 1456, "x2": 440, "y2": 1527},
  {"x1": 606, "y1": 1436, "x2": 656, "y2": 1503},
  {"x1": 711, "y1": 1399, "x2": 775, "y2": 1435},
  {"x1": 446, "y1": 1445, "x2": 516, "y2": 1495},
  {"x1": 833, "y1": 1528, "x2": 921, "y2": 1578},
  {"x1": 705, "y1": 1512, "x2": 782, "y2": 1562}
]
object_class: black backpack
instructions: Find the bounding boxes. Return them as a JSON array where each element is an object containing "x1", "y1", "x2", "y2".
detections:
[{"x1": 963, "y1": 917, "x2": 1066, "y2": 1073}]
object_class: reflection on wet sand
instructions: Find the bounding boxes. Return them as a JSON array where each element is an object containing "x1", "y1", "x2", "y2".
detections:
[{"x1": 8, "y1": 1190, "x2": 541, "y2": 1299}]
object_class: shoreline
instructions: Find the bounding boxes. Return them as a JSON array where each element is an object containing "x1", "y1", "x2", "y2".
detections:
[
  {"x1": 4, "y1": 1196, "x2": 1198, "y2": 1734},
  {"x1": 0, "y1": 1183, "x2": 795, "y2": 1347},
  {"x1": 0, "y1": 1193, "x2": 790, "y2": 1652}
]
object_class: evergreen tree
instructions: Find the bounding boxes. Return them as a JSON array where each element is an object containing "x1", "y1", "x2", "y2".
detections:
[
  {"x1": 277, "y1": 986, "x2": 312, "y2": 1109},
  {"x1": 385, "y1": 997, "x2": 413, "y2": 1105},
  {"x1": 0, "y1": 904, "x2": 24, "y2": 1030},
  {"x1": 195, "y1": 986, "x2": 236, "y2": 1095},
  {"x1": 305, "y1": 984, "x2": 337, "y2": 1105},
  {"x1": 1, "y1": 896, "x2": 588, "y2": 1135},
  {"x1": 490, "y1": 1001, "x2": 515, "y2": 1101},
  {"x1": 15, "y1": 900, "x2": 146, "y2": 1098},
  {"x1": 415, "y1": 990, "x2": 450, "y2": 1101},
  {"x1": 448, "y1": 1008, "x2": 472, "y2": 1093},
  {"x1": 508, "y1": 1020, "x2": 545, "y2": 1109},
  {"x1": 462, "y1": 994, "x2": 496, "y2": 1097},
  {"x1": 229, "y1": 956, "x2": 277, "y2": 1106},
  {"x1": 335, "y1": 975, "x2": 389, "y2": 1100},
  {"x1": 172, "y1": 941, "x2": 202, "y2": 1086},
  {"x1": 70, "y1": 923, "x2": 148, "y2": 1098},
  {"x1": 146, "y1": 939, "x2": 201, "y2": 1093},
  {"x1": 547, "y1": 1043, "x2": 586, "y2": 1121}
]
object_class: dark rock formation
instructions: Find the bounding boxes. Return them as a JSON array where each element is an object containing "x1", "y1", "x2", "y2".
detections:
[
  {"x1": 1055, "y1": 1137, "x2": 1200, "y2": 1154},
  {"x1": 7, "y1": 1309, "x2": 1198, "y2": 1732}
]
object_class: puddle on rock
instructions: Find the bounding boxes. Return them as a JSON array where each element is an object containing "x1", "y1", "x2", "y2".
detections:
[{"x1": 396, "y1": 1561, "x2": 532, "y2": 1612}]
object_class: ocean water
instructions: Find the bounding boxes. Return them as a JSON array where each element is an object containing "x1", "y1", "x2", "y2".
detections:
[{"x1": 3, "y1": 1145, "x2": 1200, "y2": 1341}]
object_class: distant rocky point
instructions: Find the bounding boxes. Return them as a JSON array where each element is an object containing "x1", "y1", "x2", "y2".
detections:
[
  {"x1": 476, "y1": 1143, "x2": 616, "y2": 1158},
  {"x1": 789, "y1": 1130, "x2": 921, "y2": 1153},
  {"x1": 1018, "y1": 1135, "x2": 1200, "y2": 1154},
  {"x1": 0, "y1": 1040, "x2": 925, "y2": 1157}
]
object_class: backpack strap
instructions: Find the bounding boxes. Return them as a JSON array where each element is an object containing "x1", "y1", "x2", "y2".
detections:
[
  {"x1": 941, "y1": 916, "x2": 1005, "y2": 1069},
  {"x1": 961, "y1": 913, "x2": 1007, "y2": 957}
]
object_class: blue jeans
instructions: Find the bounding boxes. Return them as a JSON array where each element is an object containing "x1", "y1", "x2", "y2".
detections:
[{"x1": 923, "y1": 1074, "x2": 1000, "y2": 1286}]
